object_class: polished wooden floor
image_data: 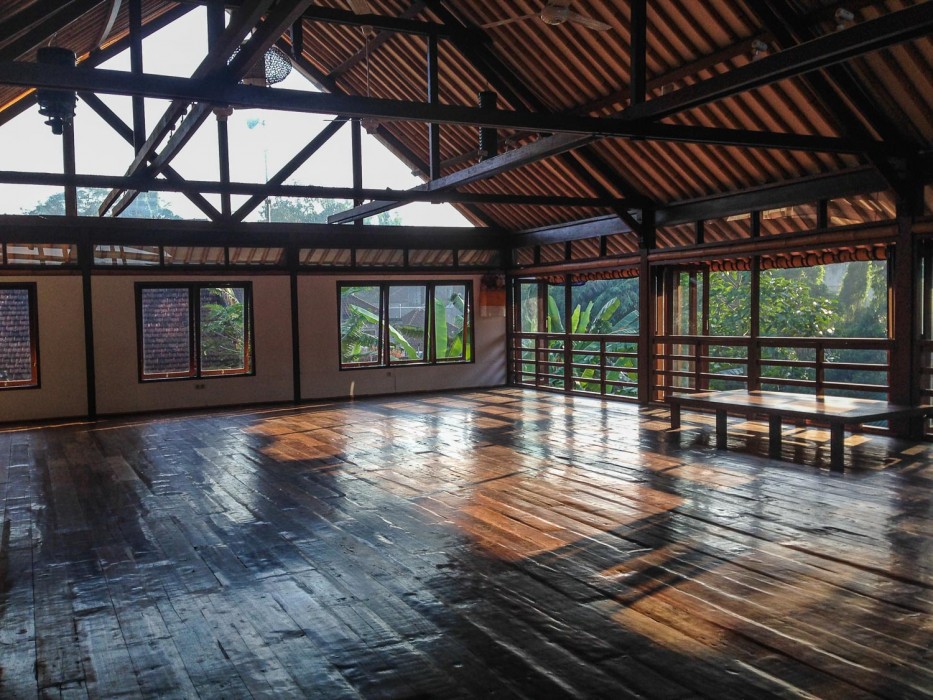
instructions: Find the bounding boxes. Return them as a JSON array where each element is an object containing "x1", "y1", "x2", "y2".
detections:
[{"x1": 1, "y1": 389, "x2": 931, "y2": 698}]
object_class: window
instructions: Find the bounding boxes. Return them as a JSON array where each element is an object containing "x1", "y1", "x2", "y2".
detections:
[
  {"x1": 137, "y1": 283, "x2": 253, "y2": 381},
  {"x1": 339, "y1": 282, "x2": 473, "y2": 368},
  {"x1": 0, "y1": 284, "x2": 39, "y2": 389}
]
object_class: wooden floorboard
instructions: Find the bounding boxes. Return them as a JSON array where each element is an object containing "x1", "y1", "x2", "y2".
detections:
[{"x1": 1, "y1": 388, "x2": 932, "y2": 698}]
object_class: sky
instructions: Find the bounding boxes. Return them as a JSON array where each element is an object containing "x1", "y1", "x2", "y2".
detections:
[{"x1": 0, "y1": 6, "x2": 471, "y2": 226}]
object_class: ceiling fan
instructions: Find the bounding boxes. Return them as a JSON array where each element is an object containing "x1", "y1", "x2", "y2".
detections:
[{"x1": 482, "y1": 1, "x2": 612, "y2": 31}]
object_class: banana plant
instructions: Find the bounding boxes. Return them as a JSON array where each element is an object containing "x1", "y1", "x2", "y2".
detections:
[{"x1": 342, "y1": 289, "x2": 470, "y2": 364}]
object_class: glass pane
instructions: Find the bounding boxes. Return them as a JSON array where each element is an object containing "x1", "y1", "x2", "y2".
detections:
[
  {"x1": 0, "y1": 287, "x2": 36, "y2": 386},
  {"x1": 829, "y1": 191, "x2": 895, "y2": 226},
  {"x1": 356, "y1": 249, "x2": 404, "y2": 267},
  {"x1": 570, "y1": 278, "x2": 639, "y2": 335},
  {"x1": 340, "y1": 286, "x2": 381, "y2": 366},
  {"x1": 671, "y1": 271, "x2": 702, "y2": 335},
  {"x1": 761, "y1": 203, "x2": 817, "y2": 235},
  {"x1": 546, "y1": 283, "x2": 566, "y2": 333},
  {"x1": 539, "y1": 243, "x2": 565, "y2": 263},
  {"x1": 434, "y1": 284, "x2": 467, "y2": 361},
  {"x1": 387, "y1": 285, "x2": 426, "y2": 362},
  {"x1": 94, "y1": 244, "x2": 160, "y2": 266},
  {"x1": 199, "y1": 287, "x2": 249, "y2": 374},
  {"x1": 458, "y1": 249, "x2": 501, "y2": 267},
  {"x1": 709, "y1": 270, "x2": 750, "y2": 336},
  {"x1": 229, "y1": 247, "x2": 284, "y2": 265},
  {"x1": 140, "y1": 288, "x2": 191, "y2": 377},
  {"x1": 164, "y1": 246, "x2": 225, "y2": 265},
  {"x1": 409, "y1": 249, "x2": 455, "y2": 267},
  {"x1": 5, "y1": 243, "x2": 77, "y2": 266},
  {"x1": 518, "y1": 282, "x2": 539, "y2": 333},
  {"x1": 301, "y1": 248, "x2": 352, "y2": 266}
]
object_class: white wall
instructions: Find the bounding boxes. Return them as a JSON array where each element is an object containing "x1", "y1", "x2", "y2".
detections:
[
  {"x1": 298, "y1": 274, "x2": 506, "y2": 401},
  {"x1": 93, "y1": 275, "x2": 294, "y2": 415},
  {"x1": 0, "y1": 275, "x2": 88, "y2": 423}
]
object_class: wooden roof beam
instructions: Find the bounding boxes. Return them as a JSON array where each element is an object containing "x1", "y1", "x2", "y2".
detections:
[
  {"x1": 0, "y1": 61, "x2": 881, "y2": 153},
  {"x1": 655, "y1": 166, "x2": 889, "y2": 227},
  {"x1": 0, "y1": 0, "x2": 106, "y2": 63},
  {"x1": 623, "y1": 2, "x2": 933, "y2": 129},
  {"x1": 0, "y1": 214, "x2": 505, "y2": 249},
  {"x1": 0, "y1": 169, "x2": 629, "y2": 209},
  {"x1": 78, "y1": 91, "x2": 222, "y2": 221},
  {"x1": 744, "y1": 0, "x2": 916, "y2": 190},
  {"x1": 97, "y1": 0, "x2": 283, "y2": 216}
]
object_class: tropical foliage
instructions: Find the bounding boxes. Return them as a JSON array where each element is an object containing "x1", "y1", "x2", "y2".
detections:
[
  {"x1": 199, "y1": 287, "x2": 248, "y2": 372},
  {"x1": 340, "y1": 285, "x2": 470, "y2": 366}
]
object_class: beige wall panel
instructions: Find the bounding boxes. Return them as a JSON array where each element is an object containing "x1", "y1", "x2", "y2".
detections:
[
  {"x1": 92, "y1": 275, "x2": 293, "y2": 415},
  {"x1": 297, "y1": 274, "x2": 506, "y2": 400},
  {"x1": 0, "y1": 275, "x2": 88, "y2": 422}
]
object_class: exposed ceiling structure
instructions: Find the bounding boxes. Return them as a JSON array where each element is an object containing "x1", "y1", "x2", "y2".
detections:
[{"x1": 0, "y1": 0, "x2": 931, "y2": 246}]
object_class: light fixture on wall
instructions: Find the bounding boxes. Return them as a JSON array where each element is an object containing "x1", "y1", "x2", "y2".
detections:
[{"x1": 36, "y1": 47, "x2": 77, "y2": 135}]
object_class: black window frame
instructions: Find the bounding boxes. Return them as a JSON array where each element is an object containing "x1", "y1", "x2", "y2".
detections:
[
  {"x1": 135, "y1": 282, "x2": 255, "y2": 382},
  {"x1": 338, "y1": 281, "x2": 474, "y2": 370},
  {"x1": 0, "y1": 282, "x2": 40, "y2": 390}
]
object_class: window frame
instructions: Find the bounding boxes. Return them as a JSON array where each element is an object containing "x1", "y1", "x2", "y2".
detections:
[
  {"x1": 135, "y1": 281, "x2": 255, "y2": 382},
  {"x1": 0, "y1": 282, "x2": 40, "y2": 390},
  {"x1": 337, "y1": 280, "x2": 474, "y2": 370}
]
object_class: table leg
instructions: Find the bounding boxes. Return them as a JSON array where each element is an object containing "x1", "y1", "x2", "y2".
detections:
[
  {"x1": 715, "y1": 410, "x2": 727, "y2": 449},
  {"x1": 769, "y1": 415, "x2": 782, "y2": 459},
  {"x1": 830, "y1": 423, "x2": 845, "y2": 472},
  {"x1": 670, "y1": 403, "x2": 680, "y2": 430}
]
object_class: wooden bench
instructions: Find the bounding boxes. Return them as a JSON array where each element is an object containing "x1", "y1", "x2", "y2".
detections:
[{"x1": 667, "y1": 389, "x2": 933, "y2": 471}]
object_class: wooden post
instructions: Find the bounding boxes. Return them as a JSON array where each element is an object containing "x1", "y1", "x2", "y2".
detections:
[
  {"x1": 427, "y1": 34, "x2": 441, "y2": 180},
  {"x1": 130, "y1": 0, "x2": 146, "y2": 152},
  {"x1": 890, "y1": 190, "x2": 922, "y2": 435},
  {"x1": 638, "y1": 208, "x2": 655, "y2": 404}
]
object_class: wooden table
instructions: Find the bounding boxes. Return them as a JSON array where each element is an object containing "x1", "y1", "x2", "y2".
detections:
[{"x1": 667, "y1": 389, "x2": 933, "y2": 470}]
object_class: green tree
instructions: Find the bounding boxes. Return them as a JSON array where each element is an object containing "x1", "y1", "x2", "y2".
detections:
[
  {"x1": 262, "y1": 196, "x2": 402, "y2": 225},
  {"x1": 22, "y1": 188, "x2": 181, "y2": 219}
]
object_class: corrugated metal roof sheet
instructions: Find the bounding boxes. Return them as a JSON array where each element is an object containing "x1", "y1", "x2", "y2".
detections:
[{"x1": 0, "y1": 0, "x2": 929, "y2": 234}]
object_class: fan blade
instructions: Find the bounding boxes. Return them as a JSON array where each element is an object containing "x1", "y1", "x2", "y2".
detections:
[
  {"x1": 347, "y1": 0, "x2": 373, "y2": 14},
  {"x1": 481, "y1": 13, "x2": 539, "y2": 29},
  {"x1": 566, "y1": 11, "x2": 611, "y2": 31}
]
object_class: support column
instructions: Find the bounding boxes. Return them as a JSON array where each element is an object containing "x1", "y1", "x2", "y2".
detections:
[
  {"x1": 638, "y1": 207, "x2": 656, "y2": 404},
  {"x1": 891, "y1": 190, "x2": 922, "y2": 434},
  {"x1": 351, "y1": 117, "x2": 363, "y2": 226},
  {"x1": 62, "y1": 121, "x2": 77, "y2": 216},
  {"x1": 427, "y1": 33, "x2": 441, "y2": 180},
  {"x1": 129, "y1": 0, "x2": 146, "y2": 152},
  {"x1": 287, "y1": 242, "x2": 301, "y2": 403}
]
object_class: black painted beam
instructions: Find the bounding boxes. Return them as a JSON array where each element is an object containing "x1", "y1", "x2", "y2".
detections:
[
  {"x1": 233, "y1": 118, "x2": 346, "y2": 222},
  {"x1": 655, "y1": 166, "x2": 889, "y2": 227},
  {"x1": 630, "y1": 0, "x2": 646, "y2": 105},
  {"x1": 0, "y1": 214, "x2": 505, "y2": 250},
  {"x1": 0, "y1": 169, "x2": 627, "y2": 208},
  {"x1": 513, "y1": 215, "x2": 632, "y2": 246},
  {"x1": 623, "y1": 2, "x2": 933, "y2": 127},
  {"x1": 746, "y1": 1, "x2": 914, "y2": 191},
  {"x1": 97, "y1": 0, "x2": 280, "y2": 216},
  {"x1": 78, "y1": 91, "x2": 222, "y2": 220},
  {"x1": 0, "y1": 61, "x2": 876, "y2": 154}
]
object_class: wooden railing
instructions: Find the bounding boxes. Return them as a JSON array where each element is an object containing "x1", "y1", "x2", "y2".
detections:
[
  {"x1": 654, "y1": 335, "x2": 892, "y2": 400},
  {"x1": 922, "y1": 338, "x2": 933, "y2": 437},
  {"x1": 510, "y1": 332, "x2": 639, "y2": 399}
]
